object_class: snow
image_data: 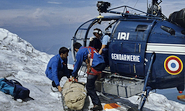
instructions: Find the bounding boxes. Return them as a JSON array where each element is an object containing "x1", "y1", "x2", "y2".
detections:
[{"x1": 0, "y1": 28, "x2": 185, "y2": 111}]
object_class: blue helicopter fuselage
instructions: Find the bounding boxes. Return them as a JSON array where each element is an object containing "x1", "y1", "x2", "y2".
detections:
[
  {"x1": 72, "y1": 13, "x2": 185, "y2": 91},
  {"x1": 108, "y1": 15, "x2": 185, "y2": 91}
]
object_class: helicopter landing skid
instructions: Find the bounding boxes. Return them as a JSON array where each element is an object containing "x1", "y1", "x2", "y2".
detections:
[
  {"x1": 98, "y1": 92, "x2": 138, "y2": 111},
  {"x1": 138, "y1": 53, "x2": 155, "y2": 110}
]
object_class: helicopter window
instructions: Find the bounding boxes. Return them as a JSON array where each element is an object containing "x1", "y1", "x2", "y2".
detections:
[
  {"x1": 75, "y1": 30, "x2": 87, "y2": 40},
  {"x1": 161, "y1": 25, "x2": 175, "y2": 35},
  {"x1": 87, "y1": 20, "x2": 117, "y2": 41},
  {"x1": 135, "y1": 25, "x2": 148, "y2": 32},
  {"x1": 74, "y1": 19, "x2": 95, "y2": 41}
]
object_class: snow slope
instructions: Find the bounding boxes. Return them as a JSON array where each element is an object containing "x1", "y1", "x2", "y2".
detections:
[{"x1": 0, "y1": 28, "x2": 185, "y2": 111}]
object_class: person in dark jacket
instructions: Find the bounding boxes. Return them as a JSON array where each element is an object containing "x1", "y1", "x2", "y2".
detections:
[
  {"x1": 70, "y1": 42, "x2": 105, "y2": 110},
  {"x1": 45, "y1": 47, "x2": 70, "y2": 92},
  {"x1": 92, "y1": 28, "x2": 110, "y2": 55},
  {"x1": 89, "y1": 37, "x2": 102, "y2": 52}
]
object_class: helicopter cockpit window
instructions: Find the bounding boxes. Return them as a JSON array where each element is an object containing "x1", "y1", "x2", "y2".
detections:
[
  {"x1": 72, "y1": 18, "x2": 118, "y2": 63},
  {"x1": 75, "y1": 20, "x2": 94, "y2": 40},
  {"x1": 86, "y1": 20, "x2": 117, "y2": 47},
  {"x1": 73, "y1": 19, "x2": 118, "y2": 47},
  {"x1": 87, "y1": 20, "x2": 117, "y2": 39}
]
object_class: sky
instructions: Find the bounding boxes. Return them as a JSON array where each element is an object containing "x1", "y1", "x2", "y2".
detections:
[{"x1": 0, "y1": 0, "x2": 185, "y2": 57}]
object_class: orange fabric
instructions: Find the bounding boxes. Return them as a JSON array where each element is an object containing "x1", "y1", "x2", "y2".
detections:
[
  {"x1": 104, "y1": 103, "x2": 121, "y2": 109},
  {"x1": 177, "y1": 95, "x2": 185, "y2": 100}
]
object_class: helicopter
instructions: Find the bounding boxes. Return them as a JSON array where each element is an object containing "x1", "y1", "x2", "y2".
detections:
[{"x1": 71, "y1": 0, "x2": 185, "y2": 110}]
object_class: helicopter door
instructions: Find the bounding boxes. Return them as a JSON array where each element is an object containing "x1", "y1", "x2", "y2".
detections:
[{"x1": 109, "y1": 20, "x2": 155, "y2": 77}]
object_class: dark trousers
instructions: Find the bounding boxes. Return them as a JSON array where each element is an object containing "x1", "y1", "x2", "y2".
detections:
[
  {"x1": 102, "y1": 48, "x2": 109, "y2": 66},
  {"x1": 52, "y1": 71, "x2": 64, "y2": 87},
  {"x1": 52, "y1": 69, "x2": 73, "y2": 87},
  {"x1": 86, "y1": 63, "x2": 105, "y2": 105},
  {"x1": 86, "y1": 74, "x2": 101, "y2": 105}
]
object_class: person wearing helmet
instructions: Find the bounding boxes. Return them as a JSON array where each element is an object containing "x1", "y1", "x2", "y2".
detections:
[
  {"x1": 92, "y1": 28, "x2": 110, "y2": 55},
  {"x1": 92, "y1": 28, "x2": 110, "y2": 66}
]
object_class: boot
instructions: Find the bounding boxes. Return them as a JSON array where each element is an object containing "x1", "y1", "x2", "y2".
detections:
[{"x1": 90, "y1": 105, "x2": 103, "y2": 111}]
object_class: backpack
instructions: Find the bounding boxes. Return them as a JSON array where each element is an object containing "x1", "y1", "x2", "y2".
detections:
[
  {"x1": 87, "y1": 46, "x2": 105, "y2": 67},
  {"x1": 0, "y1": 78, "x2": 31, "y2": 100}
]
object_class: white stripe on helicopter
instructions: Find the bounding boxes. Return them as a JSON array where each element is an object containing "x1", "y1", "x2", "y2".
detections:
[{"x1": 146, "y1": 43, "x2": 185, "y2": 55}]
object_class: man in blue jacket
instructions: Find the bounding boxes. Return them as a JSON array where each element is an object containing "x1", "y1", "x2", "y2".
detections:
[
  {"x1": 45, "y1": 47, "x2": 70, "y2": 92},
  {"x1": 70, "y1": 42, "x2": 105, "y2": 110}
]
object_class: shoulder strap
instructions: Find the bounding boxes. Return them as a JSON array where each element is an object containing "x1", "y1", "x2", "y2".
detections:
[
  {"x1": 87, "y1": 46, "x2": 97, "y2": 59},
  {"x1": 10, "y1": 79, "x2": 22, "y2": 86}
]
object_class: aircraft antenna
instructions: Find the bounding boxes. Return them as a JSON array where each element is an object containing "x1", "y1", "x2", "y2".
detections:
[
  {"x1": 147, "y1": 0, "x2": 148, "y2": 11},
  {"x1": 131, "y1": 0, "x2": 139, "y2": 13},
  {"x1": 133, "y1": 0, "x2": 139, "y2": 8}
]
